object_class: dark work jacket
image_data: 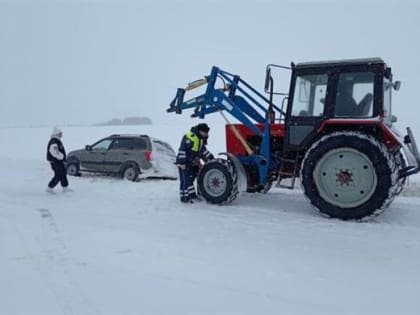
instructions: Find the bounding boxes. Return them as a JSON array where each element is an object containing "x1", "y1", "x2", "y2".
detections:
[{"x1": 176, "y1": 126, "x2": 212, "y2": 165}]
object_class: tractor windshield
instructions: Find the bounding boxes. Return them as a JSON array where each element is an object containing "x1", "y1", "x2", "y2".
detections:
[{"x1": 291, "y1": 74, "x2": 328, "y2": 117}]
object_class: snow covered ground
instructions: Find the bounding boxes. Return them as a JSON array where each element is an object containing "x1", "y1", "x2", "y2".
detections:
[{"x1": 1, "y1": 125, "x2": 420, "y2": 315}]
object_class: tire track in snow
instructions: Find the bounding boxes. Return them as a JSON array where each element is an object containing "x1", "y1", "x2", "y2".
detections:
[
  {"x1": 1, "y1": 207, "x2": 67, "y2": 314},
  {"x1": 1, "y1": 199, "x2": 100, "y2": 314},
  {"x1": 35, "y1": 208, "x2": 101, "y2": 315}
]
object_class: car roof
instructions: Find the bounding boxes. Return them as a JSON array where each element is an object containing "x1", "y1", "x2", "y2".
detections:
[
  {"x1": 109, "y1": 134, "x2": 149, "y2": 138},
  {"x1": 150, "y1": 137, "x2": 169, "y2": 143}
]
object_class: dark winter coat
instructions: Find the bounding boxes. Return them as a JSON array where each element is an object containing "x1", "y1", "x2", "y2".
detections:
[{"x1": 47, "y1": 137, "x2": 66, "y2": 163}]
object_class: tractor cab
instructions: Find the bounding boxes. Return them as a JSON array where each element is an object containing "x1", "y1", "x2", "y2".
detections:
[{"x1": 266, "y1": 58, "x2": 401, "y2": 151}]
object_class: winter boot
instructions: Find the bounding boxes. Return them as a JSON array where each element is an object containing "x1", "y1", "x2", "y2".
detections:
[
  {"x1": 46, "y1": 187, "x2": 55, "y2": 194},
  {"x1": 191, "y1": 195, "x2": 204, "y2": 202},
  {"x1": 181, "y1": 197, "x2": 194, "y2": 204}
]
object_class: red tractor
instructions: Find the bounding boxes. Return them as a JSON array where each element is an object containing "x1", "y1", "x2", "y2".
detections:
[{"x1": 168, "y1": 58, "x2": 420, "y2": 220}]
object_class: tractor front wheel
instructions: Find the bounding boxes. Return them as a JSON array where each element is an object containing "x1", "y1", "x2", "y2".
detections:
[
  {"x1": 197, "y1": 158, "x2": 239, "y2": 204},
  {"x1": 301, "y1": 131, "x2": 398, "y2": 220}
]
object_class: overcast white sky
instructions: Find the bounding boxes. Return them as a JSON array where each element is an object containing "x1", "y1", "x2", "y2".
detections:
[{"x1": 0, "y1": 0, "x2": 419, "y2": 128}]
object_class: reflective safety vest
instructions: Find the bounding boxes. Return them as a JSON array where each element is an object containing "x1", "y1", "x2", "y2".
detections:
[{"x1": 185, "y1": 131, "x2": 202, "y2": 152}]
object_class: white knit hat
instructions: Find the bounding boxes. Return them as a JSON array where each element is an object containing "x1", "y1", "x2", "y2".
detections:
[{"x1": 51, "y1": 127, "x2": 63, "y2": 138}]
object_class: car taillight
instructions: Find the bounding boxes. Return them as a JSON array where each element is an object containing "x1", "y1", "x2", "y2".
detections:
[{"x1": 145, "y1": 150, "x2": 152, "y2": 161}]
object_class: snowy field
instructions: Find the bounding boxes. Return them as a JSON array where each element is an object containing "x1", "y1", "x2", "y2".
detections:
[{"x1": 1, "y1": 124, "x2": 420, "y2": 315}]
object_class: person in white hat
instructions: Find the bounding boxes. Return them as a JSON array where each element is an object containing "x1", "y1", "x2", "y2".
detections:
[{"x1": 46, "y1": 127, "x2": 70, "y2": 193}]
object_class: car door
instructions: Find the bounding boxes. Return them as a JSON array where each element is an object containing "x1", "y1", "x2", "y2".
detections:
[
  {"x1": 81, "y1": 138, "x2": 113, "y2": 172},
  {"x1": 103, "y1": 138, "x2": 136, "y2": 172}
]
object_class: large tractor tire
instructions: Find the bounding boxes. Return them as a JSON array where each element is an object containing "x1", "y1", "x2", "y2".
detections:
[
  {"x1": 301, "y1": 131, "x2": 400, "y2": 220},
  {"x1": 392, "y1": 152, "x2": 407, "y2": 197},
  {"x1": 197, "y1": 158, "x2": 239, "y2": 204}
]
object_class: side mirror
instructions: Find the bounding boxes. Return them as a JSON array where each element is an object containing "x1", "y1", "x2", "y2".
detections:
[
  {"x1": 391, "y1": 115, "x2": 398, "y2": 123},
  {"x1": 264, "y1": 68, "x2": 272, "y2": 93},
  {"x1": 264, "y1": 64, "x2": 291, "y2": 96},
  {"x1": 85, "y1": 145, "x2": 92, "y2": 151},
  {"x1": 393, "y1": 81, "x2": 401, "y2": 91},
  {"x1": 384, "y1": 67, "x2": 392, "y2": 79}
]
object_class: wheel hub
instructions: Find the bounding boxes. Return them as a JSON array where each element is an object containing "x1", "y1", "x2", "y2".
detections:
[
  {"x1": 313, "y1": 148, "x2": 378, "y2": 208},
  {"x1": 211, "y1": 177, "x2": 221, "y2": 188},
  {"x1": 336, "y1": 169, "x2": 353, "y2": 186},
  {"x1": 125, "y1": 168, "x2": 135, "y2": 180},
  {"x1": 203, "y1": 169, "x2": 227, "y2": 197},
  {"x1": 67, "y1": 165, "x2": 77, "y2": 175}
]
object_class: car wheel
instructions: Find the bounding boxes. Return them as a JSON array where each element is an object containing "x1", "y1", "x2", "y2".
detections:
[
  {"x1": 122, "y1": 164, "x2": 139, "y2": 182},
  {"x1": 66, "y1": 162, "x2": 80, "y2": 177}
]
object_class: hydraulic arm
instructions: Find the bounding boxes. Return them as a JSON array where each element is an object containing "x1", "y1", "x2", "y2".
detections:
[{"x1": 167, "y1": 66, "x2": 285, "y2": 184}]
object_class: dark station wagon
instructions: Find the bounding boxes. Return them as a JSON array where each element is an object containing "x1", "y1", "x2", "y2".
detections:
[{"x1": 66, "y1": 134, "x2": 178, "y2": 181}]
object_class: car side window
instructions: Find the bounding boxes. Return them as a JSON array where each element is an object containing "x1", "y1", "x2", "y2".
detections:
[
  {"x1": 109, "y1": 138, "x2": 134, "y2": 150},
  {"x1": 91, "y1": 139, "x2": 113, "y2": 151},
  {"x1": 134, "y1": 138, "x2": 148, "y2": 150}
]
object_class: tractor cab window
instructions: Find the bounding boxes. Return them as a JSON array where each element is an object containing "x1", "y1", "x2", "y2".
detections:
[
  {"x1": 335, "y1": 72, "x2": 374, "y2": 117},
  {"x1": 291, "y1": 74, "x2": 328, "y2": 117}
]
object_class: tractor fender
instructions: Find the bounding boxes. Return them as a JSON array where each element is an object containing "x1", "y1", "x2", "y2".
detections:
[{"x1": 218, "y1": 152, "x2": 247, "y2": 192}]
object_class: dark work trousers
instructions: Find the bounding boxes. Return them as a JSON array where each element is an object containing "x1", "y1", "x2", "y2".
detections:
[
  {"x1": 48, "y1": 161, "x2": 69, "y2": 188},
  {"x1": 178, "y1": 166, "x2": 197, "y2": 202}
]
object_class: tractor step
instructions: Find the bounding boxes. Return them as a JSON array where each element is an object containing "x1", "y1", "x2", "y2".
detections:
[
  {"x1": 276, "y1": 155, "x2": 300, "y2": 189},
  {"x1": 277, "y1": 182, "x2": 296, "y2": 190},
  {"x1": 276, "y1": 178, "x2": 296, "y2": 189},
  {"x1": 278, "y1": 157, "x2": 296, "y2": 163},
  {"x1": 278, "y1": 171, "x2": 295, "y2": 176}
]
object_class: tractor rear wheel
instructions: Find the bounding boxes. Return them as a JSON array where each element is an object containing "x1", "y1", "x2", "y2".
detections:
[
  {"x1": 301, "y1": 131, "x2": 398, "y2": 220},
  {"x1": 197, "y1": 158, "x2": 239, "y2": 204}
]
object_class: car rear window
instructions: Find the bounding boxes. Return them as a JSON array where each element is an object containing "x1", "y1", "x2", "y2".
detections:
[
  {"x1": 133, "y1": 138, "x2": 149, "y2": 150},
  {"x1": 152, "y1": 140, "x2": 175, "y2": 155}
]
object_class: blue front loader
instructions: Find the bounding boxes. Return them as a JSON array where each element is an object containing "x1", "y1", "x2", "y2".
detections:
[{"x1": 167, "y1": 66, "x2": 285, "y2": 187}]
